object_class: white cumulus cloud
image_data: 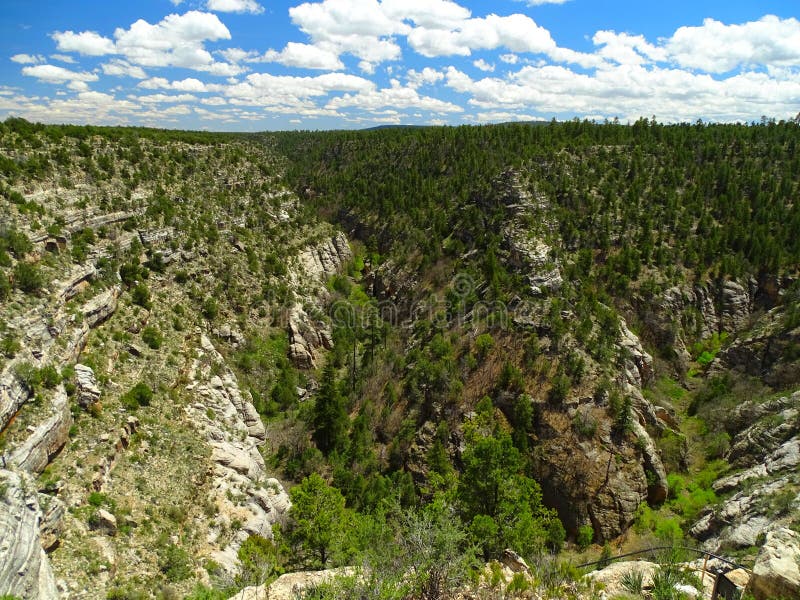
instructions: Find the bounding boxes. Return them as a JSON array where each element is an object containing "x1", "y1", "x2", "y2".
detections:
[
  {"x1": 52, "y1": 30, "x2": 116, "y2": 55},
  {"x1": 263, "y1": 42, "x2": 345, "y2": 70},
  {"x1": 102, "y1": 59, "x2": 147, "y2": 79},
  {"x1": 206, "y1": 0, "x2": 264, "y2": 14},
  {"x1": 22, "y1": 64, "x2": 99, "y2": 84},
  {"x1": 665, "y1": 15, "x2": 800, "y2": 73},
  {"x1": 11, "y1": 54, "x2": 45, "y2": 64}
]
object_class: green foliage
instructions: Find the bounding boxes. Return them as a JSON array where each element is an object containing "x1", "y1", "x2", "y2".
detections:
[
  {"x1": 13, "y1": 261, "x2": 43, "y2": 293},
  {"x1": 130, "y1": 283, "x2": 151, "y2": 309},
  {"x1": 548, "y1": 374, "x2": 570, "y2": 404},
  {"x1": 0, "y1": 225, "x2": 32, "y2": 257},
  {"x1": 311, "y1": 363, "x2": 349, "y2": 455},
  {"x1": 621, "y1": 568, "x2": 645, "y2": 595},
  {"x1": 0, "y1": 272, "x2": 10, "y2": 302},
  {"x1": 577, "y1": 524, "x2": 594, "y2": 550},
  {"x1": 159, "y1": 543, "x2": 191, "y2": 582},
  {"x1": 141, "y1": 326, "x2": 163, "y2": 350},
  {"x1": 458, "y1": 432, "x2": 553, "y2": 558},
  {"x1": 287, "y1": 473, "x2": 349, "y2": 568},
  {"x1": 201, "y1": 296, "x2": 218, "y2": 320},
  {"x1": 121, "y1": 382, "x2": 153, "y2": 410},
  {"x1": 237, "y1": 534, "x2": 279, "y2": 587},
  {"x1": 474, "y1": 333, "x2": 495, "y2": 359}
]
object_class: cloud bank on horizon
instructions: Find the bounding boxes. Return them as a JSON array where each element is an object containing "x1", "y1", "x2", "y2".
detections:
[{"x1": 1, "y1": 0, "x2": 799, "y2": 130}]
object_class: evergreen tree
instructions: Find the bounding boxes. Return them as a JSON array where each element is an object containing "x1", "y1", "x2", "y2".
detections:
[{"x1": 312, "y1": 362, "x2": 349, "y2": 455}]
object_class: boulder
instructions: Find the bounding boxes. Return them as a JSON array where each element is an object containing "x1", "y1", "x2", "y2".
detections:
[
  {"x1": 229, "y1": 568, "x2": 355, "y2": 600},
  {"x1": 89, "y1": 509, "x2": 118, "y2": 536},
  {"x1": 751, "y1": 528, "x2": 800, "y2": 600},
  {"x1": 74, "y1": 363, "x2": 101, "y2": 407},
  {"x1": 584, "y1": 561, "x2": 659, "y2": 596}
]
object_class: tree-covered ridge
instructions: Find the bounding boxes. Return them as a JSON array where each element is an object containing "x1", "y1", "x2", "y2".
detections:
[{"x1": 274, "y1": 120, "x2": 800, "y2": 281}]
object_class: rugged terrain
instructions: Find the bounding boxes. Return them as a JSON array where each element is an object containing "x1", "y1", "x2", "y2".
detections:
[{"x1": 1, "y1": 118, "x2": 799, "y2": 599}]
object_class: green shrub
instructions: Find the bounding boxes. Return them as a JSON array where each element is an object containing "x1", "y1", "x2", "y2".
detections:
[
  {"x1": 577, "y1": 524, "x2": 594, "y2": 550},
  {"x1": 13, "y1": 262, "x2": 43, "y2": 293},
  {"x1": 621, "y1": 568, "x2": 644, "y2": 595},
  {"x1": 202, "y1": 297, "x2": 218, "y2": 320},
  {"x1": 121, "y1": 383, "x2": 153, "y2": 410},
  {"x1": 159, "y1": 544, "x2": 191, "y2": 582},
  {"x1": 474, "y1": 333, "x2": 494, "y2": 359},
  {"x1": 141, "y1": 326, "x2": 163, "y2": 350},
  {"x1": 130, "y1": 283, "x2": 151, "y2": 309}
]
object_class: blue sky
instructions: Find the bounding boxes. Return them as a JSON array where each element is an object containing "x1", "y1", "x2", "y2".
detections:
[{"x1": 1, "y1": 0, "x2": 798, "y2": 130}]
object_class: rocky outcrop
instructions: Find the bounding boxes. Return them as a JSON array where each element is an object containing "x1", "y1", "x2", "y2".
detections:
[
  {"x1": 534, "y1": 404, "x2": 650, "y2": 542},
  {"x1": 90, "y1": 416, "x2": 139, "y2": 492},
  {"x1": 725, "y1": 394, "x2": 799, "y2": 471},
  {"x1": 186, "y1": 334, "x2": 290, "y2": 574},
  {"x1": 54, "y1": 263, "x2": 96, "y2": 302},
  {"x1": 714, "y1": 309, "x2": 800, "y2": 388},
  {"x1": 295, "y1": 232, "x2": 352, "y2": 283},
  {"x1": 288, "y1": 303, "x2": 333, "y2": 369},
  {"x1": 229, "y1": 567, "x2": 355, "y2": 600},
  {"x1": 89, "y1": 509, "x2": 118, "y2": 536},
  {"x1": 690, "y1": 390, "x2": 800, "y2": 551},
  {"x1": 507, "y1": 233, "x2": 563, "y2": 296},
  {"x1": 629, "y1": 418, "x2": 668, "y2": 504},
  {"x1": 714, "y1": 437, "x2": 800, "y2": 493},
  {"x1": 39, "y1": 494, "x2": 66, "y2": 552},
  {"x1": 74, "y1": 363, "x2": 101, "y2": 407},
  {"x1": 7, "y1": 386, "x2": 72, "y2": 475},
  {"x1": 138, "y1": 226, "x2": 174, "y2": 246},
  {"x1": 0, "y1": 469, "x2": 60, "y2": 599},
  {"x1": 66, "y1": 210, "x2": 136, "y2": 234},
  {"x1": 644, "y1": 278, "x2": 758, "y2": 363},
  {"x1": 618, "y1": 319, "x2": 654, "y2": 388},
  {"x1": 0, "y1": 361, "x2": 32, "y2": 431},
  {"x1": 690, "y1": 476, "x2": 795, "y2": 551},
  {"x1": 750, "y1": 528, "x2": 800, "y2": 600},
  {"x1": 584, "y1": 561, "x2": 659, "y2": 595},
  {"x1": 80, "y1": 286, "x2": 120, "y2": 329}
]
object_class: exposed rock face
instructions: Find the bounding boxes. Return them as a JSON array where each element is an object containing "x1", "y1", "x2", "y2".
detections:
[
  {"x1": 7, "y1": 386, "x2": 72, "y2": 475},
  {"x1": 39, "y1": 494, "x2": 67, "y2": 552},
  {"x1": 0, "y1": 469, "x2": 60, "y2": 599},
  {"x1": 751, "y1": 528, "x2": 800, "y2": 600},
  {"x1": 500, "y1": 172, "x2": 563, "y2": 296},
  {"x1": 629, "y1": 418, "x2": 668, "y2": 504},
  {"x1": 288, "y1": 303, "x2": 333, "y2": 369},
  {"x1": 80, "y1": 286, "x2": 120, "y2": 329},
  {"x1": 54, "y1": 264, "x2": 96, "y2": 302},
  {"x1": 0, "y1": 362, "x2": 32, "y2": 431},
  {"x1": 90, "y1": 416, "x2": 139, "y2": 493},
  {"x1": 74, "y1": 364, "x2": 101, "y2": 407},
  {"x1": 618, "y1": 319, "x2": 654, "y2": 388},
  {"x1": 138, "y1": 226, "x2": 174, "y2": 246},
  {"x1": 186, "y1": 334, "x2": 290, "y2": 574},
  {"x1": 645, "y1": 278, "x2": 757, "y2": 363},
  {"x1": 295, "y1": 232, "x2": 352, "y2": 283},
  {"x1": 287, "y1": 233, "x2": 351, "y2": 368},
  {"x1": 690, "y1": 389, "x2": 800, "y2": 552},
  {"x1": 534, "y1": 404, "x2": 650, "y2": 542},
  {"x1": 690, "y1": 476, "x2": 794, "y2": 550},
  {"x1": 507, "y1": 233, "x2": 563, "y2": 296},
  {"x1": 714, "y1": 309, "x2": 800, "y2": 388}
]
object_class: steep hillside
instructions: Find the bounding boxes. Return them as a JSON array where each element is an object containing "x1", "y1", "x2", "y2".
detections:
[{"x1": 1, "y1": 118, "x2": 799, "y2": 600}]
